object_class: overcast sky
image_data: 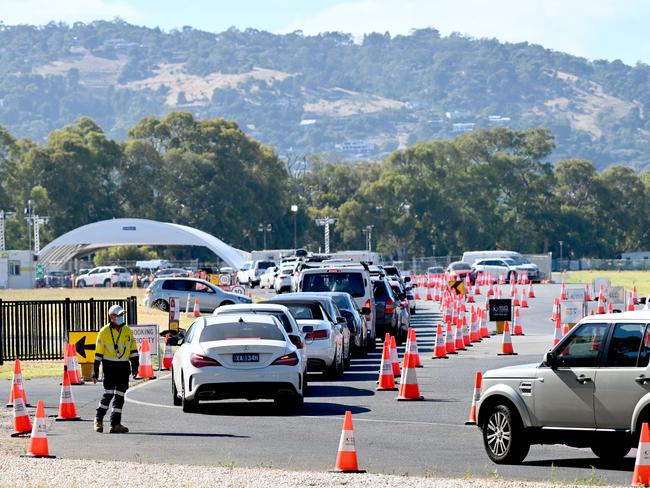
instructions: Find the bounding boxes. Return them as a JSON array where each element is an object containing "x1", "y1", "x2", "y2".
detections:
[{"x1": 1, "y1": 0, "x2": 648, "y2": 66}]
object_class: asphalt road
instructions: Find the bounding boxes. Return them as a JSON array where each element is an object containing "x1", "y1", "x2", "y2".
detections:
[{"x1": 2, "y1": 284, "x2": 637, "y2": 485}]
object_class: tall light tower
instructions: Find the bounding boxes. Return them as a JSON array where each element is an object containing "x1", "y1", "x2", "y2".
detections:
[
  {"x1": 362, "y1": 225, "x2": 374, "y2": 253},
  {"x1": 32, "y1": 215, "x2": 49, "y2": 254},
  {"x1": 0, "y1": 210, "x2": 15, "y2": 251},
  {"x1": 315, "y1": 217, "x2": 337, "y2": 254}
]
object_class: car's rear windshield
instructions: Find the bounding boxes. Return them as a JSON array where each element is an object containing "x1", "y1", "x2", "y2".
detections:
[
  {"x1": 302, "y1": 272, "x2": 365, "y2": 298},
  {"x1": 219, "y1": 310, "x2": 293, "y2": 334},
  {"x1": 114, "y1": 268, "x2": 128, "y2": 273},
  {"x1": 451, "y1": 263, "x2": 471, "y2": 270},
  {"x1": 258, "y1": 262, "x2": 275, "y2": 270},
  {"x1": 331, "y1": 295, "x2": 352, "y2": 311},
  {"x1": 200, "y1": 322, "x2": 284, "y2": 342},
  {"x1": 280, "y1": 303, "x2": 324, "y2": 320}
]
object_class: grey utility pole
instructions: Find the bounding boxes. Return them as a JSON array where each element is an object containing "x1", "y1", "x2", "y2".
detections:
[{"x1": 315, "y1": 217, "x2": 337, "y2": 254}]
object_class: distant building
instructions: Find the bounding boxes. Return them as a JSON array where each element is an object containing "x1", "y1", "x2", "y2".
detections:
[
  {"x1": 487, "y1": 115, "x2": 512, "y2": 126},
  {"x1": 336, "y1": 140, "x2": 377, "y2": 159},
  {"x1": 452, "y1": 123, "x2": 475, "y2": 133},
  {"x1": 445, "y1": 110, "x2": 471, "y2": 120},
  {"x1": 299, "y1": 119, "x2": 317, "y2": 126}
]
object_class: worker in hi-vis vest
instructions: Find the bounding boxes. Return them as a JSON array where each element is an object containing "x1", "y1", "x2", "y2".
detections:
[{"x1": 92, "y1": 304, "x2": 139, "y2": 433}]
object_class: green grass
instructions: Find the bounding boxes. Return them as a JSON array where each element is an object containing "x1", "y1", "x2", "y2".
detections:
[{"x1": 564, "y1": 270, "x2": 650, "y2": 296}]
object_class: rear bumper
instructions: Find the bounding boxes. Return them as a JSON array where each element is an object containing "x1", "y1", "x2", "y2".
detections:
[{"x1": 187, "y1": 369, "x2": 302, "y2": 400}]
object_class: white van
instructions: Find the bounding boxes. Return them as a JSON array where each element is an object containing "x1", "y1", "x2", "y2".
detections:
[
  {"x1": 462, "y1": 250, "x2": 540, "y2": 282},
  {"x1": 298, "y1": 263, "x2": 376, "y2": 350}
]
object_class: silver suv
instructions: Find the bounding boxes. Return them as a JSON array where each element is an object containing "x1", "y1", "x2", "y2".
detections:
[{"x1": 477, "y1": 310, "x2": 650, "y2": 464}]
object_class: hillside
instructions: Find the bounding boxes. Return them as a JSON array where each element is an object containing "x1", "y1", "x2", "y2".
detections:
[{"x1": 0, "y1": 20, "x2": 649, "y2": 168}]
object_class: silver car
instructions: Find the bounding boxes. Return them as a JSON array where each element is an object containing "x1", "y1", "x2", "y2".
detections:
[
  {"x1": 476, "y1": 310, "x2": 650, "y2": 464},
  {"x1": 144, "y1": 278, "x2": 251, "y2": 313}
]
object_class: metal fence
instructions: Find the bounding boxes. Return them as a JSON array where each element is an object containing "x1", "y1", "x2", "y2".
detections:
[
  {"x1": 0, "y1": 296, "x2": 138, "y2": 365},
  {"x1": 554, "y1": 258, "x2": 650, "y2": 272}
]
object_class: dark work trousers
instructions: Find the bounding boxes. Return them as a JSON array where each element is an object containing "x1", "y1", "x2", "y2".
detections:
[{"x1": 96, "y1": 361, "x2": 130, "y2": 426}]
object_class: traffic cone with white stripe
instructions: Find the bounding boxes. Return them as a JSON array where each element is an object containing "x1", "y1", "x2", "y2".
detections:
[
  {"x1": 56, "y1": 367, "x2": 81, "y2": 421},
  {"x1": 628, "y1": 291, "x2": 636, "y2": 312},
  {"x1": 462, "y1": 314, "x2": 471, "y2": 347},
  {"x1": 469, "y1": 308, "x2": 481, "y2": 343},
  {"x1": 479, "y1": 308, "x2": 490, "y2": 338},
  {"x1": 408, "y1": 328, "x2": 422, "y2": 367},
  {"x1": 376, "y1": 339, "x2": 397, "y2": 391},
  {"x1": 597, "y1": 288, "x2": 606, "y2": 314},
  {"x1": 10, "y1": 384, "x2": 32, "y2": 437},
  {"x1": 162, "y1": 335, "x2": 173, "y2": 370},
  {"x1": 432, "y1": 323, "x2": 448, "y2": 359},
  {"x1": 633, "y1": 422, "x2": 650, "y2": 486},
  {"x1": 6, "y1": 359, "x2": 30, "y2": 408},
  {"x1": 560, "y1": 281, "x2": 567, "y2": 300},
  {"x1": 527, "y1": 281, "x2": 535, "y2": 298},
  {"x1": 585, "y1": 283, "x2": 591, "y2": 302},
  {"x1": 396, "y1": 345, "x2": 424, "y2": 401},
  {"x1": 520, "y1": 289, "x2": 528, "y2": 308},
  {"x1": 465, "y1": 372, "x2": 482, "y2": 425},
  {"x1": 136, "y1": 339, "x2": 156, "y2": 379},
  {"x1": 334, "y1": 411, "x2": 365, "y2": 473},
  {"x1": 634, "y1": 286, "x2": 640, "y2": 305},
  {"x1": 455, "y1": 316, "x2": 466, "y2": 351},
  {"x1": 553, "y1": 316, "x2": 563, "y2": 347},
  {"x1": 512, "y1": 307, "x2": 524, "y2": 336},
  {"x1": 65, "y1": 343, "x2": 80, "y2": 385},
  {"x1": 71, "y1": 343, "x2": 84, "y2": 385},
  {"x1": 23, "y1": 400, "x2": 55, "y2": 458},
  {"x1": 498, "y1": 321, "x2": 517, "y2": 356},
  {"x1": 193, "y1": 298, "x2": 201, "y2": 317},
  {"x1": 390, "y1": 336, "x2": 400, "y2": 377},
  {"x1": 445, "y1": 321, "x2": 457, "y2": 354}
]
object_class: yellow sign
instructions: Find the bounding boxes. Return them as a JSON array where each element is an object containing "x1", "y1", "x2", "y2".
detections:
[
  {"x1": 69, "y1": 331, "x2": 99, "y2": 364},
  {"x1": 449, "y1": 280, "x2": 465, "y2": 295}
]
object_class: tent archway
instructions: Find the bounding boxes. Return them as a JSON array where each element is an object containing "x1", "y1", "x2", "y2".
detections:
[{"x1": 38, "y1": 218, "x2": 250, "y2": 269}]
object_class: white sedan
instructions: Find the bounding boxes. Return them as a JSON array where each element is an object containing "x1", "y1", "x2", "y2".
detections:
[
  {"x1": 171, "y1": 314, "x2": 306, "y2": 413},
  {"x1": 259, "y1": 267, "x2": 278, "y2": 289}
]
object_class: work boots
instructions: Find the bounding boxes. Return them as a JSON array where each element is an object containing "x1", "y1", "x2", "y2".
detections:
[
  {"x1": 94, "y1": 420, "x2": 103, "y2": 433},
  {"x1": 109, "y1": 424, "x2": 129, "y2": 434}
]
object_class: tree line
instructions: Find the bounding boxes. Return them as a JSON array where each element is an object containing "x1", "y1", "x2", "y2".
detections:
[{"x1": 0, "y1": 113, "x2": 647, "y2": 261}]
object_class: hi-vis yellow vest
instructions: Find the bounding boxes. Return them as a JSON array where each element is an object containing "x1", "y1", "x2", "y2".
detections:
[{"x1": 95, "y1": 324, "x2": 138, "y2": 362}]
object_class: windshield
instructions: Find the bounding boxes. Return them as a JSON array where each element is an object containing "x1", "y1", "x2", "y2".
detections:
[
  {"x1": 502, "y1": 258, "x2": 516, "y2": 265},
  {"x1": 200, "y1": 321, "x2": 284, "y2": 342},
  {"x1": 331, "y1": 295, "x2": 351, "y2": 311},
  {"x1": 218, "y1": 310, "x2": 292, "y2": 333},
  {"x1": 258, "y1": 262, "x2": 275, "y2": 270},
  {"x1": 506, "y1": 255, "x2": 527, "y2": 265},
  {"x1": 281, "y1": 303, "x2": 324, "y2": 320},
  {"x1": 302, "y1": 272, "x2": 365, "y2": 297}
]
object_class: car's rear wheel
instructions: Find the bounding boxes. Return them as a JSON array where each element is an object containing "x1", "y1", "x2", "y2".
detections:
[
  {"x1": 77, "y1": 280, "x2": 85, "y2": 288},
  {"x1": 324, "y1": 356, "x2": 338, "y2": 379},
  {"x1": 171, "y1": 368, "x2": 181, "y2": 406},
  {"x1": 591, "y1": 439, "x2": 631, "y2": 461},
  {"x1": 482, "y1": 403, "x2": 530, "y2": 464},
  {"x1": 153, "y1": 299, "x2": 169, "y2": 312},
  {"x1": 103, "y1": 279, "x2": 111, "y2": 287},
  {"x1": 181, "y1": 372, "x2": 198, "y2": 413}
]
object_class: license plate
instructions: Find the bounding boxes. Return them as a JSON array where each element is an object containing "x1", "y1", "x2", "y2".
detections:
[{"x1": 233, "y1": 353, "x2": 259, "y2": 363}]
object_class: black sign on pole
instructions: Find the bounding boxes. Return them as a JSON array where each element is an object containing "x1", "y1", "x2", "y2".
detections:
[{"x1": 489, "y1": 299, "x2": 512, "y2": 322}]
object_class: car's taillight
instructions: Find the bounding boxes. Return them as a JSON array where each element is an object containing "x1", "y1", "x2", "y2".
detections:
[
  {"x1": 385, "y1": 297, "x2": 395, "y2": 314},
  {"x1": 289, "y1": 335, "x2": 304, "y2": 349},
  {"x1": 190, "y1": 353, "x2": 221, "y2": 368},
  {"x1": 305, "y1": 329, "x2": 329, "y2": 340},
  {"x1": 145, "y1": 289, "x2": 152, "y2": 296},
  {"x1": 364, "y1": 299, "x2": 372, "y2": 318},
  {"x1": 271, "y1": 352, "x2": 299, "y2": 366}
]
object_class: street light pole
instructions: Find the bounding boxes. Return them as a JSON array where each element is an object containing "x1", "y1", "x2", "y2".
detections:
[
  {"x1": 315, "y1": 217, "x2": 337, "y2": 254},
  {"x1": 362, "y1": 225, "x2": 374, "y2": 253},
  {"x1": 559, "y1": 240, "x2": 564, "y2": 261},
  {"x1": 32, "y1": 215, "x2": 49, "y2": 254},
  {"x1": 258, "y1": 223, "x2": 272, "y2": 249},
  {"x1": 24, "y1": 200, "x2": 33, "y2": 253},
  {"x1": 291, "y1": 205, "x2": 298, "y2": 249}
]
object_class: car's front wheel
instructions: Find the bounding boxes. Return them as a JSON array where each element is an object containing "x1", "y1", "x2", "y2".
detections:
[
  {"x1": 153, "y1": 299, "x2": 169, "y2": 312},
  {"x1": 482, "y1": 403, "x2": 530, "y2": 464},
  {"x1": 591, "y1": 438, "x2": 631, "y2": 461}
]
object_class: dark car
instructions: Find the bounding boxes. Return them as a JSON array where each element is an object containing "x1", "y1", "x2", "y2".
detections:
[
  {"x1": 323, "y1": 292, "x2": 368, "y2": 357},
  {"x1": 45, "y1": 271, "x2": 72, "y2": 288},
  {"x1": 372, "y1": 277, "x2": 406, "y2": 344}
]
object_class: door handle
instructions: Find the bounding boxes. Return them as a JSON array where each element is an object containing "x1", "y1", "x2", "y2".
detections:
[
  {"x1": 576, "y1": 375, "x2": 592, "y2": 384},
  {"x1": 636, "y1": 375, "x2": 650, "y2": 385}
]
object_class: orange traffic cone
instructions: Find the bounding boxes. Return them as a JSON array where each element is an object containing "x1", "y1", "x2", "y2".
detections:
[
  {"x1": 6, "y1": 359, "x2": 30, "y2": 408},
  {"x1": 136, "y1": 339, "x2": 156, "y2": 379},
  {"x1": 10, "y1": 384, "x2": 32, "y2": 437},
  {"x1": 425, "y1": 286, "x2": 433, "y2": 301},
  {"x1": 71, "y1": 343, "x2": 84, "y2": 385},
  {"x1": 455, "y1": 317, "x2": 466, "y2": 351},
  {"x1": 479, "y1": 309, "x2": 490, "y2": 338},
  {"x1": 56, "y1": 368, "x2": 81, "y2": 421},
  {"x1": 585, "y1": 283, "x2": 591, "y2": 302},
  {"x1": 408, "y1": 328, "x2": 422, "y2": 367},
  {"x1": 396, "y1": 346, "x2": 424, "y2": 401},
  {"x1": 445, "y1": 322, "x2": 457, "y2": 354},
  {"x1": 23, "y1": 400, "x2": 55, "y2": 458},
  {"x1": 512, "y1": 307, "x2": 524, "y2": 336},
  {"x1": 65, "y1": 343, "x2": 79, "y2": 385},
  {"x1": 333, "y1": 411, "x2": 365, "y2": 473},
  {"x1": 498, "y1": 321, "x2": 517, "y2": 356},
  {"x1": 465, "y1": 372, "x2": 482, "y2": 425},
  {"x1": 462, "y1": 314, "x2": 471, "y2": 347},
  {"x1": 553, "y1": 316, "x2": 563, "y2": 347},
  {"x1": 520, "y1": 290, "x2": 528, "y2": 308},
  {"x1": 634, "y1": 285, "x2": 639, "y2": 305},
  {"x1": 162, "y1": 335, "x2": 173, "y2": 370},
  {"x1": 628, "y1": 291, "x2": 635, "y2": 312},
  {"x1": 432, "y1": 323, "x2": 448, "y2": 359},
  {"x1": 633, "y1": 422, "x2": 650, "y2": 486},
  {"x1": 390, "y1": 336, "x2": 400, "y2": 377},
  {"x1": 527, "y1": 282, "x2": 535, "y2": 299},
  {"x1": 376, "y1": 340, "x2": 397, "y2": 391},
  {"x1": 193, "y1": 298, "x2": 201, "y2": 317}
]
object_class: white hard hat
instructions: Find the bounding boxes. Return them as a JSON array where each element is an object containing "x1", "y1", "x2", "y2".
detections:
[{"x1": 108, "y1": 304, "x2": 125, "y2": 316}]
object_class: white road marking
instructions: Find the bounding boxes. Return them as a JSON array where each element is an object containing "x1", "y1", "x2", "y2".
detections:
[{"x1": 124, "y1": 373, "x2": 177, "y2": 409}]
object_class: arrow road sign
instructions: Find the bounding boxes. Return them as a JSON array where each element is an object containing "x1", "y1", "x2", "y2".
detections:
[
  {"x1": 74, "y1": 335, "x2": 96, "y2": 359},
  {"x1": 68, "y1": 331, "x2": 99, "y2": 364}
]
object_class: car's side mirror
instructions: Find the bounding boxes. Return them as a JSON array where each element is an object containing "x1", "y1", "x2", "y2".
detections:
[
  {"x1": 543, "y1": 351, "x2": 556, "y2": 369},
  {"x1": 337, "y1": 316, "x2": 347, "y2": 325},
  {"x1": 404, "y1": 276, "x2": 411, "y2": 283},
  {"x1": 301, "y1": 325, "x2": 314, "y2": 334}
]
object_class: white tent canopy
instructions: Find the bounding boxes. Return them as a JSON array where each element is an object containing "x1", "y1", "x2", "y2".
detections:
[{"x1": 38, "y1": 218, "x2": 250, "y2": 269}]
